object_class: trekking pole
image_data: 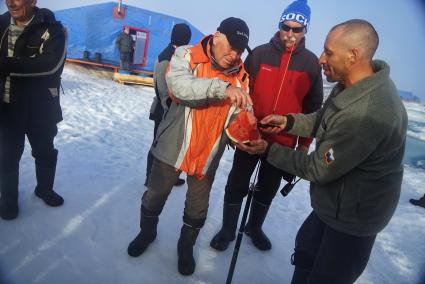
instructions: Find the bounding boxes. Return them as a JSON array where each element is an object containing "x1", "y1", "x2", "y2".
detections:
[{"x1": 226, "y1": 161, "x2": 261, "y2": 284}]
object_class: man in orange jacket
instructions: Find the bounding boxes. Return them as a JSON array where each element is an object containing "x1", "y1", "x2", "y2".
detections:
[{"x1": 127, "y1": 17, "x2": 263, "y2": 276}]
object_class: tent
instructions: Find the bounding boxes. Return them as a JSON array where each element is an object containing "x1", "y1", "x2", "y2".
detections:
[
  {"x1": 399, "y1": 90, "x2": 420, "y2": 103},
  {"x1": 54, "y1": 2, "x2": 204, "y2": 73}
]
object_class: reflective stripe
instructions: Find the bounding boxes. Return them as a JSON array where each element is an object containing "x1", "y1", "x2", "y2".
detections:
[
  {"x1": 201, "y1": 135, "x2": 221, "y2": 175},
  {"x1": 0, "y1": 28, "x2": 7, "y2": 48},
  {"x1": 175, "y1": 107, "x2": 194, "y2": 169}
]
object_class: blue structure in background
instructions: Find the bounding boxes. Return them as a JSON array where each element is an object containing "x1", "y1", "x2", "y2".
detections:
[
  {"x1": 54, "y1": 2, "x2": 203, "y2": 72},
  {"x1": 399, "y1": 90, "x2": 421, "y2": 103}
]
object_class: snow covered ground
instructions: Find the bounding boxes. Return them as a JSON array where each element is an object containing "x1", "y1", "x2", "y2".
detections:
[{"x1": 1, "y1": 64, "x2": 424, "y2": 284}]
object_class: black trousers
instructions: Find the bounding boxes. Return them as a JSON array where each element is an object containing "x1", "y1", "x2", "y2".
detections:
[
  {"x1": 291, "y1": 211, "x2": 376, "y2": 284},
  {"x1": 0, "y1": 118, "x2": 58, "y2": 173},
  {"x1": 224, "y1": 148, "x2": 293, "y2": 205}
]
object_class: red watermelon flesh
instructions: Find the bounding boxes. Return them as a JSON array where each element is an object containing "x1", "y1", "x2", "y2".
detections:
[{"x1": 226, "y1": 110, "x2": 261, "y2": 143}]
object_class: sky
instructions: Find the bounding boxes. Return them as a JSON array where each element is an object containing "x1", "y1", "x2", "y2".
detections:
[
  {"x1": 1, "y1": 0, "x2": 424, "y2": 101},
  {"x1": 0, "y1": 63, "x2": 424, "y2": 284}
]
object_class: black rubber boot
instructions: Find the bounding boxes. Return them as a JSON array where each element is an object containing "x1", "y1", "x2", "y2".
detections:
[
  {"x1": 128, "y1": 205, "x2": 159, "y2": 257},
  {"x1": 34, "y1": 166, "x2": 64, "y2": 207},
  {"x1": 210, "y1": 202, "x2": 242, "y2": 251},
  {"x1": 245, "y1": 199, "x2": 272, "y2": 251},
  {"x1": 0, "y1": 172, "x2": 19, "y2": 220},
  {"x1": 177, "y1": 224, "x2": 200, "y2": 275},
  {"x1": 409, "y1": 194, "x2": 425, "y2": 208},
  {"x1": 177, "y1": 216, "x2": 205, "y2": 276}
]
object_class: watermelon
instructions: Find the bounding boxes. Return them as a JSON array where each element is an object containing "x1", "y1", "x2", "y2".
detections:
[{"x1": 225, "y1": 110, "x2": 261, "y2": 143}]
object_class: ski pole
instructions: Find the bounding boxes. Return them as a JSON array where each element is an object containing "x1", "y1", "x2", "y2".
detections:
[{"x1": 226, "y1": 161, "x2": 261, "y2": 284}]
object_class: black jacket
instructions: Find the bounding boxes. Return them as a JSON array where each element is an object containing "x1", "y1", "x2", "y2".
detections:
[
  {"x1": 149, "y1": 43, "x2": 175, "y2": 122},
  {"x1": 0, "y1": 7, "x2": 66, "y2": 130},
  {"x1": 115, "y1": 32, "x2": 133, "y2": 53}
]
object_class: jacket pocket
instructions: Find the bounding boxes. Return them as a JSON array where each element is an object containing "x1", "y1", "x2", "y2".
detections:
[
  {"x1": 26, "y1": 46, "x2": 40, "y2": 57},
  {"x1": 335, "y1": 178, "x2": 345, "y2": 220}
]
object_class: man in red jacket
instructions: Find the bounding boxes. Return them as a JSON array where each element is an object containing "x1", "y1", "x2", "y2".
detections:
[{"x1": 210, "y1": 0, "x2": 323, "y2": 251}]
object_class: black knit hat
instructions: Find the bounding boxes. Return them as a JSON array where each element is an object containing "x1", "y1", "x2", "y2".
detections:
[
  {"x1": 217, "y1": 17, "x2": 250, "y2": 51},
  {"x1": 171, "y1": 23, "x2": 192, "y2": 46}
]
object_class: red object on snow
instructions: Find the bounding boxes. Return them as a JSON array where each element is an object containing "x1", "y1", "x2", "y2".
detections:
[{"x1": 226, "y1": 110, "x2": 261, "y2": 143}]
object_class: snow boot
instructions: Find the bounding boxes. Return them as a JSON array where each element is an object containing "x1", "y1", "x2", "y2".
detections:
[
  {"x1": 127, "y1": 205, "x2": 159, "y2": 257},
  {"x1": 245, "y1": 199, "x2": 272, "y2": 251},
  {"x1": 177, "y1": 216, "x2": 205, "y2": 275},
  {"x1": 0, "y1": 172, "x2": 19, "y2": 220},
  {"x1": 210, "y1": 202, "x2": 242, "y2": 251},
  {"x1": 34, "y1": 166, "x2": 64, "y2": 207},
  {"x1": 409, "y1": 194, "x2": 425, "y2": 208}
]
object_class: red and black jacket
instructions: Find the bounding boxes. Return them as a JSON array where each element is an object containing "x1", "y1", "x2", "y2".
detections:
[{"x1": 245, "y1": 32, "x2": 323, "y2": 148}]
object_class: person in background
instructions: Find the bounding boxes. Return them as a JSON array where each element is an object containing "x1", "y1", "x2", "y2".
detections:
[
  {"x1": 0, "y1": 0, "x2": 67, "y2": 220},
  {"x1": 145, "y1": 23, "x2": 192, "y2": 187},
  {"x1": 127, "y1": 17, "x2": 257, "y2": 276},
  {"x1": 115, "y1": 26, "x2": 134, "y2": 69},
  {"x1": 210, "y1": 0, "x2": 323, "y2": 252},
  {"x1": 257, "y1": 19, "x2": 407, "y2": 283}
]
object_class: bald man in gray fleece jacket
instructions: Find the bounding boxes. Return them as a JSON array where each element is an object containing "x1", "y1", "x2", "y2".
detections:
[{"x1": 250, "y1": 19, "x2": 408, "y2": 284}]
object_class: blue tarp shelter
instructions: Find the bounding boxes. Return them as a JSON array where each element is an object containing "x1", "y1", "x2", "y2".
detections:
[
  {"x1": 399, "y1": 90, "x2": 420, "y2": 103},
  {"x1": 54, "y1": 2, "x2": 203, "y2": 72}
]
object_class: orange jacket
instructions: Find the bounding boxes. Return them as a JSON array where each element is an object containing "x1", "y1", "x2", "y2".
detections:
[{"x1": 151, "y1": 35, "x2": 249, "y2": 179}]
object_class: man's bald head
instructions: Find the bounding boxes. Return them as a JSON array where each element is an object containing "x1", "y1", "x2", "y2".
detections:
[{"x1": 330, "y1": 19, "x2": 379, "y2": 61}]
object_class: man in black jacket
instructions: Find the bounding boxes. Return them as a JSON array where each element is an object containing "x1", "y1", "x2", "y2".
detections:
[
  {"x1": 145, "y1": 23, "x2": 192, "y2": 187},
  {"x1": 0, "y1": 0, "x2": 66, "y2": 220},
  {"x1": 115, "y1": 26, "x2": 134, "y2": 69}
]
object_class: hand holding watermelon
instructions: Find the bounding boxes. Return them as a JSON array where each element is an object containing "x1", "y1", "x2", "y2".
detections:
[
  {"x1": 235, "y1": 139, "x2": 268, "y2": 155},
  {"x1": 225, "y1": 86, "x2": 252, "y2": 109}
]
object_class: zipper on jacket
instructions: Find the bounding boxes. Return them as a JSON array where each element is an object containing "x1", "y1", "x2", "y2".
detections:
[{"x1": 335, "y1": 179, "x2": 345, "y2": 220}]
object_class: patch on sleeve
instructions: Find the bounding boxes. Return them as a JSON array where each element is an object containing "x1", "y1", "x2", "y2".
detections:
[
  {"x1": 324, "y1": 148, "x2": 335, "y2": 165},
  {"x1": 49, "y1": 88, "x2": 59, "y2": 97}
]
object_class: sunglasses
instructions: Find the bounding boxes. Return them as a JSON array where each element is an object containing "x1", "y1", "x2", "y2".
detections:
[{"x1": 280, "y1": 24, "x2": 305, "y2": 33}]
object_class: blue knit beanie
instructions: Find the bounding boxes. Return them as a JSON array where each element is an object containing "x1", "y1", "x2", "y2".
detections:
[{"x1": 279, "y1": 0, "x2": 311, "y2": 29}]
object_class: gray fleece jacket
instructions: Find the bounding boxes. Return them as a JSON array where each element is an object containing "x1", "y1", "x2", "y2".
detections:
[{"x1": 267, "y1": 60, "x2": 407, "y2": 236}]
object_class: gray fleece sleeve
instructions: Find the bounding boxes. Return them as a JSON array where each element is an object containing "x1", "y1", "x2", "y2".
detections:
[{"x1": 267, "y1": 116, "x2": 375, "y2": 185}]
